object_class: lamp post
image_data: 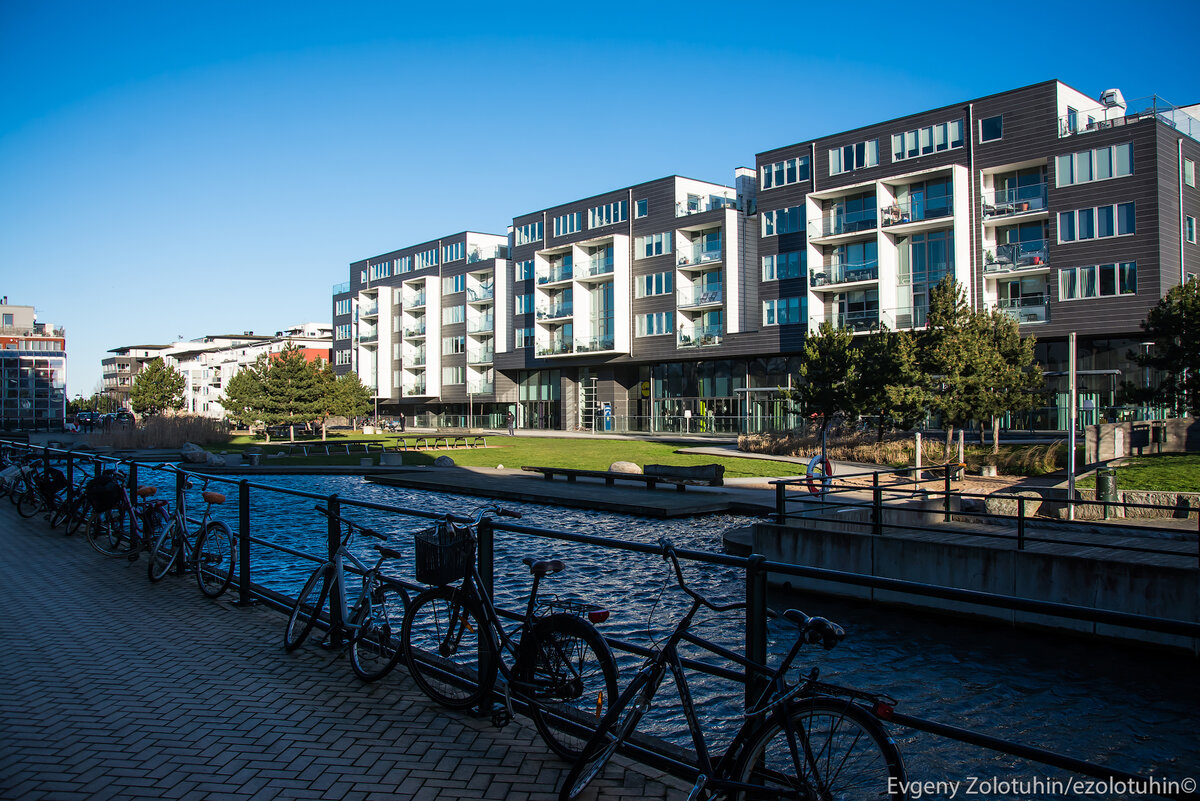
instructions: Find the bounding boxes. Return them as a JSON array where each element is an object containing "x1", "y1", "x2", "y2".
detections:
[{"x1": 1140, "y1": 341, "x2": 1154, "y2": 421}]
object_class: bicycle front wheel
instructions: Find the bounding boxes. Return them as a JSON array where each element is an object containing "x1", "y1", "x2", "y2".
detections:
[
  {"x1": 402, "y1": 586, "x2": 496, "y2": 709},
  {"x1": 66, "y1": 496, "x2": 92, "y2": 535},
  {"x1": 284, "y1": 564, "x2": 332, "y2": 651},
  {"x1": 519, "y1": 613, "x2": 618, "y2": 761},
  {"x1": 194, "y1": 521, "x2": 236, "y2": 598},
  {"x1": 87, "y1": 507, "x2": 136, "y2": 557},
  {"x1": 734, "y1": 697, "x2": 906, "y2": 801},
  {"x1": 16, "y1": 487, "x2": 44, "y2": 519},
  {"x1": 349, "y1": 581, "x2": 409, "y2": 682},
  {"x1": 558, "y1": 670, "x2": 654, "y2": 801},
  {"x1": 147, "y1": 521, "x2": 181, "y2": 582}
]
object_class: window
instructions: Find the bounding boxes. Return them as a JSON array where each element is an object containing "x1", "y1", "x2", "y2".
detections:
[
  {"x1": 335, "y1": 299, "x2": 352, "y2": 316},
  {"x1": 761, "y1": 156, "x2": 811, "y2": 189},
  {"x1": 635, "y1": 232, "x2": 672, "y2": 259},
  {"x1": 369, "y1": 262, "x2": 391, "y2": 280},
  {"x1": 762, "y1": 251, "x2": 804, "y2": 281},
  {"x1": 635, "y1": 312, "x2": 674, "y2": 336},
  {"x1": 442, "y1": 305, "x2": 465, "y2": 325},
  {"x1": 414, "y1": 247, "x2": 438, "y2": 270},
  {"x1": 441, "y1": 242, "x2": 464, "y2": 263},
  {"x1": 514, "y1": 221, "x2": 543, "y2": 246},
  {"x1": 828, "y1": 139, "x2": 878, "y2": 176},
  {"x1": 891, "y1": 119, "x2": 964, "y2": 162},
  {"x1": 1066, "y1": 107, "x2": 1078, "y2": 134},
  {"x1": 335, "y1": 324, "x2": 352, "y2": 341},
  {"x1": 1059, "y1": 263, "x2": 1137, "y2": 299},
  {"x1": 442, "y1": 336, "x2": 465, "y2": 355},
  {"x1": 553, "y1": 212, "x2": 582, "y2": 237},
  {"x1": 761, "y1": 206, "x2": 803, "y2": 236},
  {"x1": 979, "y1": 115, "x2": 1003, "y2": 142},
  {"x1": 2, "y1": 313, "x2": 12, "y2": 327},
  {"x1": 397, "y1": 255, "x2": 412, "y2": 273},
  {"x1": 334, "y1": 350, "x2": 352, "y2": 365},
  {"x1": 1056, "y1": 143, "x2": 1134, "y2": 187},
  {"x1": 588, "y1": 200, "x2": 627, "y2": 228},
  {"x1": 634, "y1": 271, "x2": 673, "y2": 298},
  {"x1": 515, "y1": 327, "x2": 535, "y2": 348},
  {"x1": 1188, "y1": 216, "x2": 1197, "y2": 244},
  {"x1": 635, "y1": 199, "x2": 648, "y2": 218},
  {"x1": 515, "y1": 259, "x2": 534, "y2": 280},
  {"x1": 442, "y1": 274, "x2": 465, "y2": 294},
  {"x1": 762, "y1": 296, "x2": 804, "y2": 326},
  {"x1": 441, "y1": 366, "x2": 464, "y2": 385},
  {"x1": 1058, "y1": 202, "x2": 1136, "y2": 243},
  {"x1": 515, "y1": 293, "x2": 534, "y2": 315},
  {"x1": 1186, "y1": 159, "x2": 1196, "y2": 188}
]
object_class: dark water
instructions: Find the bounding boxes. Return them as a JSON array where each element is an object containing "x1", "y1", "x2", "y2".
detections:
[{"x1": 147, "y1": 471, "x2": 1199, "y2": 798}]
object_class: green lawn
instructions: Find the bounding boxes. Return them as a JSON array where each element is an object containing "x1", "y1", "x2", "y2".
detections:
[
  {"x1": 1077, "y1": 453, "x2": 1200, "y2": 493},
  {"x1": 215, "y1": 433, "x2": 805, "y2": 479}
]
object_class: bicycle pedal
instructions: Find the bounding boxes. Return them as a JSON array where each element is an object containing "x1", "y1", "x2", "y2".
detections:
[
  {"x1": 490, "y1": 706, "x2": 511, "y2": 729},
  {"x1": 685, "y1": 775, "x2": 708, "y2": 801}
]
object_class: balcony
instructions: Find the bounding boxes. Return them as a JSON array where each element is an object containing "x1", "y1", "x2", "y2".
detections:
[
  {"x1": 677, "y1": 287, "x2": 724, "y2": 308},
  {"x1": 467, "y1": 381, "x2": 494, "y2": 394},
  {"x1": 809, "y1": 260, "x2": 879, "y2": 288},
  {"x1": 881, "y1": 196, "x2": 953, "y2": 227},
  {"x1": 466, "y1": 315, "x2": 494, "y2": 333},
  {"x1": 536, "y1": 304, "x2": 573, "y2": 321},
  {"x1": 537, "y1": 264, "x2": 573, "y2": 285},
  {"x1": 810, "y1": 208, "x2": 877, "y2": 239},
  {"x1": 678, "y1": 241, "x2": 723, "y2": 268},
  {"x1": 984, "y1": 240, "x2": 1049, "y2": 274},
  {"x1": 467, "y1": 348, "x2": 494, "y2": 365},
  {"x1": 891, "y1": 306, "x2": 927, "y2": 330},
  {"x1": 405, "y1": 356, "x2": 426, "y2": 367},
  {"x1": 1057, "y1": 97, "x2": 1199, "y2": 142},
  {"x1": 403, "y1": 325, "x2": 426, "y2": 338},
  {"x1": 467, "y1": 285, "x2": 494, "y2": 303},
  {"x1": 993, "y1": 296, "x2": 1049, "y2": 324},
  {"x1": 828, "y1": 310, "x2": 880, "y2": 333},
  {"x1": 359, "y1": 300, "x2": 379, "y2": 317},
  {"x1": 332, "y1": 281, "x2": 351, "y2": 294},
  {"x1": 404, "y1": 384, "x2": 428, "y2": 396},
  {"x1": 358, "y1": 329, "x2": 379, "y2": 345},
  {"x1": 677, "y1": 325, "x2": 723, "y2": 348},
  {"x1": 580, "y1": 255, "x2": 614, "y2": 279},
  {"x1": 575, "y1": 336, "x2": 615, "y2": 353},
  {"x1": 404, "y1": 293, "x2": 426, "y2": 308},
  {"x1": 467, "y1": 245, "x2": 507, "y2": 263},
  {"x1": 537, "y1": 340, "x2": 574, "y2": 357},
  {"x1": 982, "y1": 184, "x2": 1048, "y2": 219},
  {"x1": 676, "y1": 195, "x2": 737, "y2": 216}
]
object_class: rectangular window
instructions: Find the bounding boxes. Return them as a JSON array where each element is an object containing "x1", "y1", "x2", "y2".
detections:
[
  {"x1": 980, "y1": 115, "x2": 1003, "y2": 142},
  {"x1": 441, "y1": 366, "x2": 464, "y2": 385},
  {"x1": 1118, "y1": 202, "x2": 1136, "y2": 235},
  {"x1": 397, "y1": 255, "x2": 412, "y2": 273},
  {"x1": 1186, "y1": 159, "x2": 1196, "y2": 188},
  {"x1": 335, "y1": 324, "x2": 352, "y2": 341},
  {"x1": 1188, "y1": 216, "x2": 1197, "y2": 244},
  {"x1": 1060, "y1": 262, "x2": 1137, "y2": 299},
  {"x1": 441, "y1": 241, "x2": 464, "y2": 263},
  {"x1": 514, "y1": 221, "x2": 543, "y2": 246},
  {"x1": 828, "y1": 139, "x2": 878, "y2": 176},
  {"x1": 761, "y1": 206, "x2": 803, "y2": 236},
  {"x1": 634, "y1": 232, "x2": 672, "y2": 259},
  {"x1": 1059, "y1": 202, "x2": 1136, "y2": 244},
  {"x1": 1057, "y1": 142, "x2": 1135, "y2": 187},
  {"x1": 442, "y1": 336, "x2": 465, "y2": 355},
  {"x1": 588, "y1": 200, "x2": 627, "y2": 228},
  {"x1": 553, "y1": 212, "x2": 582, "y2": 237},
  {"x1": 335, "y1": 299, "x2": 352, "y2": 316},
  {"x1": 414, "y1": 247, "x2": 438, "y2": 270},
  {"x1": 515, "y1": 259, "x2": 534, "y2": 281},
  {"x1": 634, "y1": 271, "x2": 673, "y2": 298},
  {"x1": 761, "y1": 156, "x2": 811, "y2": 189},
  {"x1": 515, "y1": 293, "x2": 534, "y2": 315},
  {"x1": 515, "y1": 327, "x2": 535, "y2": 348},
  {"x1": 1097, "y1": 205, "x2": 1114, "y2": 238},
  {"x1": 369, "y1": 262, "x2": 391, "y2": 281},
  {"x1": 442, "y1": 274, "x2": 465, "y2": 294},
  {"x1": 762, "y1": 297, "x2": 803, "y2": 326},
  {"x1": 1077, "y1": 207, "x2": 1094, "y2": 240},
  {"x1": 891, "y1": 119, "x2": 964, "y2": 162},
  {"x1": 334, "y1": 350, "x2": 352, "y2": 365},
  {"x1": 762, "y1": 251, "x2": 804, "y2": 281},
  {"x1": 1058, "y1": 212, "x2": 1075, "y2": 243},
  {"x1": 635, "y1": 312, "x2": 674, "y2": 337},
  {"x1": 635, "y1": 198, "x2": 648, "y2": 218},
  {"x1": 442, "y1": 305, "x2": 465, "y2": 325}
]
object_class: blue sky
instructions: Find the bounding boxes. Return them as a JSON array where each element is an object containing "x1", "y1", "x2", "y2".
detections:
[{"x1": 1, "y1": 0, "x2": 1194, "y2": 397}]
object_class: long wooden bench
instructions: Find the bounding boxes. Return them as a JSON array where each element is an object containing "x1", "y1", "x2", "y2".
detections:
[{"x1": 521, "y1": 466, "x2": 691, "y2": 492}]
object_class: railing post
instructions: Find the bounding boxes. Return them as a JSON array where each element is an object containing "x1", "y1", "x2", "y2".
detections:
[
  {"x1": 775, "y1": 482, "x2": 786, "y2": 524},
  {"x1": 1017, "y1": 496, "x2": 1026, "y2": 551},
  {"x1": 476, "y1": 515, "x2": 496, "y2": 719},
  {"x1": 943, "y1": 465, "x2": 951, "y2": 522},
  {"x1": 236, "y1": 479, "x2": 255, "y2": 606},
  {"x1": 872, "y1": 472, "x2": 882, "y2": 537},
  {"x1": 65, "y1": 451, "x2": 74, "y2": 499},
  {"x1": 326, "y1": 493, "x2": 343, "y2": 645},
  {"x1": 744, "y1": 554, "x2": 768, "y2": 711},
  {"x1": 128, "y1": 461, "x2": 139, "y2": 543}
]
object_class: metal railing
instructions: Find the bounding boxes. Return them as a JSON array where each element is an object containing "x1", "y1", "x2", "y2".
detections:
[
  {"x1": 826, "y1": 309, "x2": 880, "y2": 333},
  {"x1": 4, "y1": 439, "x2": 1194, "y2": 799},
  {"x1": 1057, "y1": 96, "x2": 1200, "y2": 144},
  {"x1": 982, "y1": 183, "x2": 1048, "y2": 218},
  {"x1": 809, "y1": 260, "x2": 878, "y2": 287},
  {"x1": 984, "y1": 240, "x2": 1049, "y2": 272},
  {"x1": 677, "y1": 325, "x2": 723, "y2": 348},
  {"x1": 810, "y1": 208, "x2": 876, "y2": 238},
  {"x1": 880, "y1": 197, "x2": 953, "y2": 227},
  {"x1": 992, "y1": 296, "x2": 1050, "y2": 324}
]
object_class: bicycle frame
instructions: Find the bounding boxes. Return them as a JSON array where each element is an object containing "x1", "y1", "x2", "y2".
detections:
[{"x1": 325, "y1": 543, "x2": 383, "y2": 644}]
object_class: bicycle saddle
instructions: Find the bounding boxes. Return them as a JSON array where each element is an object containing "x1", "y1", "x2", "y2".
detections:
[
  {"x1": 202, "y1": 491, "x2": 226, "y2": 505},
  {"x1": 785, "y1": 609, "x2": 845, "y2": 650},
  {"x1": 136, "y1": 486, "x2": 157, "y2": 498},
  {"x1": 523, "y1": 557, "x2": 565, "y2": 577},
  {"x1": 375, "y1": 545, "x2": 404, "y2": 560}
]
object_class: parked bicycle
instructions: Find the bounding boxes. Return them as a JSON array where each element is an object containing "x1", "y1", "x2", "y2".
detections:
[
  {"x1": 559, "y1": 540, "x2": 906, "y2": 800},
  {"x1": 400, "y1": 504, "x2": 618, "y2": 761},
  {"x1": 15, "y1": 459, "x2": 69, "y2": 521},
  {"x1": 84, "y1": 469, "x2": 168, "y2": 560},
  {"x1": 284, "y1": 506, "x2": 411, "y2": 682},
  {"x1": 147, "y1": 466, "x2": 237, "y2": 598},
  {"x1": 49, "y1": 459, "x2": 97, "y2": 532}
]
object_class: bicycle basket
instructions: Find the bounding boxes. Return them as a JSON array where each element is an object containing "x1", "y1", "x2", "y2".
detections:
[
  {"x1": 414, "y1": 521, "x2": 474, "y2": 585},
  {"x1": 35, "y1": 468, "x2": 69, "y2": 497},
  {"x1": 85, "y1": 471, "x2": 124, "y2": 512}
]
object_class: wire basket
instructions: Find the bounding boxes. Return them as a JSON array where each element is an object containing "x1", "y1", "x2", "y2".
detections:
[{"x1": 414, "y1": 521, "x2": 474, "y2": 585}]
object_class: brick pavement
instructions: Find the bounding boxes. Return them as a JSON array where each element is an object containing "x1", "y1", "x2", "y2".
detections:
[{"x1": 0, "y1": 505, "x2": 687, "y2": 800}]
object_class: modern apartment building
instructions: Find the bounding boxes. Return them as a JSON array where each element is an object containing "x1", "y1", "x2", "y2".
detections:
[
  {"x1": 0, "y1": 299, "x2": 67, "y2": 431},
  {"x1": 334, "y1": 79, "x2": 1200, "y2": 432},
  {"x1": 102, "y1": 344, "x2": 176, "y2": 408}
]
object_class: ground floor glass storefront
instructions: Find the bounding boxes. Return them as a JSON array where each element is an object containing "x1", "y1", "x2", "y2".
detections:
[{"x1": 1, "y1": 354, "x2": 67, "y2": 431}]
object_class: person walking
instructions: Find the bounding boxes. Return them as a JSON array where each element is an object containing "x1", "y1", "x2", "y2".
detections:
[
  {"x1": 506, "y1": 410, "x2": 515, "y2": 436},
  {"x1": 398, "y1": 410, "x2": 406, "y2": 432}
]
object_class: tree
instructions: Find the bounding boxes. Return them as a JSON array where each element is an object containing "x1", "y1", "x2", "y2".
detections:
[
  {"x1": 783, "y1": 322, "x2": 860, "y2": 442},
  {"x1": 311, "y1": 360, "x2": 338, "y2": 441},
  {"x1": 262, "y1": 344, "x2": 321, "y2": 442},
  {"x1": 1137, "y1": 276, "x2": 1200, "y2": 416},
  {"x1": 857, "y1": 328, "x2": 926, "y2": 441},
  {"x1": 222, "y1": 357, "x2": 269, "y2": 432},
  {"x1": 979, "y1": 308, "x2": 1042, "y2": 453},
  {"x1": 334, "y1": 371, "x2": 373, "y2": 424},
  {"x1": 129, "y1": 358, "x2": 185, "y2": 416}
]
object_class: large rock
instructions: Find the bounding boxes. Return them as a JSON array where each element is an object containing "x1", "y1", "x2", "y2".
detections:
[
  {"x1": 206, "y1": 452, "x2": 224, "y2": 467},
  {"x1": 609, "y1": 461, "x2": 641, "y2": 474},
  {"x1": 181, "y1": 442, "x2": 208, "y2": 464},
  {"x1": 983, "y1": 489, "x2": 1043, "y2": 518},
  {"x1": 434, "y1": 455, "x2": 455, "y2": 467}
]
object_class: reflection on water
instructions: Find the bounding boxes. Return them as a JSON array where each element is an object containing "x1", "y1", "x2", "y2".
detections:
[{"x1": 144, "y1": 471, "x2": 1199, "y2": 794}]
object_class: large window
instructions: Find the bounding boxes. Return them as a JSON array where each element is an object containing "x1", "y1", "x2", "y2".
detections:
[
  {"x1": 514, "y1": 221, "x2": 543, "y2": 246},
  {"x1": 515, "y1": 293, "x2": 534, "y2": 315},
  {"x1": 1059, "y1": 263, "x2": 1137, "y2": 300},
  {"x1": 335, "y1": 299, "x2": 352, "y2": 316},
  {"x1": 442, "y1": 305, "x2": 465, "y2": 325},
  {"x1": 515, "y1": 259, "x2": 534, "y2": 281},
  {"x1": 515, "y1": 327, "x2": 535, "y2": 348},
  {"x1": 369, "y1": 262, "x2": 391, "y2": 281},
  {"x1": 588, "y1": 200, "x2": 627, "y2": 228},
  {"x1": 828, "y1": 139, "x2": 878, "y2": 176},
  {"x1": 891, "y1": 119, "x2": 964, "y2": 161},
  {"x1": 553, "y1": 212, "x2": 582, "y2": 237},
  {"x1": 414, "y1": 247, "x2": 438, "y2": 270},
  {"x1": 1058, "y1": 202, "x2": 1135, "y2": 242},
  {"x1": 761, "y1": 205, "x2": 803, "y2": 236},
  {"x1": 635, "y1": 232, "x2": 672, "y2": 259},
  {"x1": 762, "y1": 297, "x2": 804, "y2": 326},
  {"x1": 636, "y1": 312, "x2": 674, "y2": 336},
  {"x1": 762, "y1": 251, "x2": 804, "y2": 281},
  {"x1": 1185, "y1": 158, "x2": 1196, "y2": 188},
  {"x1": 1056, "y1": 142, "x2": 1134, "y2": 187},
  {"x1": 442, "y1": 366, "x2": 465, "y2": 385},
  {"x1": 635, "y1": 198, "x2": 648, "y2": 218},
  {"x1": 396, "y1": 255, "x2": 412, "y2": 273},
  {"x1": 441, "y1": 242, "x2": 464, "y2": 263},
  {"x1": 442, "y1": 336, "x2": 465, "y2": 355},
  {"x1": 635, "y1": 271, "x2": 673, "y2": 297},
  {"x1": 442, "y1": 274, "x2": 465, "y2": 294},
  {"x1": 979, "y1": 115, "x2": 1003, "y2": 142},
  {"x1": 335, "y1": 324, "x2": 352, "y2": 341},
  {"x1": 334, "y1": 350, "x2": 352, "y2": 366},
  {"x1": 761, "y1": 156, "x2": 810, "y2": 189}
]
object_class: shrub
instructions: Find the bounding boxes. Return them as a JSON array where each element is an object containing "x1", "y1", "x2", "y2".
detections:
[{"x1": 88, "y1": 415, "x2": 232, "y2": 450}]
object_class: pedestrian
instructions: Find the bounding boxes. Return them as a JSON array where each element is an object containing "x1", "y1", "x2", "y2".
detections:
[
  {"x1": 506, "y1": 410, "x2": 515, "y2": 436},
  {"x1": 398, "y1": 410, "x2": 406, "y2": 432}
]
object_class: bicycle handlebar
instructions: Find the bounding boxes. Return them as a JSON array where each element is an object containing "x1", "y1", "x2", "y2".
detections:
[
  {"x1": 314, "y1": 505, "x2": 386, "y2": 540},
  {"x1": 464, "y1": 504, "x2": 522, "y2": 525},
  {"x1": 658, "y1": 539, "x2": 745, "y2": 614}
]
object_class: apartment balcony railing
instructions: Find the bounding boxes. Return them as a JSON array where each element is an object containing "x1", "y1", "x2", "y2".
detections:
[
  {"x1": 466, "y1": 316, "x2": 494, "y2": 333},
  {"x1": 403, "y1": 325, "x2": 426, "y2": 338},
  {"x1": 332, "y1": 281, "x2": 351, "y2": 294},
  {"x1": 676, "y1": 196, "x2": 737, "y2": 216},
  {"x1": 467, "y1": 349, "x2": 494, "y2": 365},
  {"x1": 537, "y1": 265, "x2": 573, "y2": 284},
  {"x1": 358, "y1": 333, "x2": 379, "y2": 345},
  {"x1": 809, "y1": 260, "x2": 879, "y2": 287},
  {"x1": 0, "y1": 325, "x2": 66, "y2": 338},
  {"x1": 575, "y1": 336, "x2": 615, "y2": 353},
  {"x1": 993, "y1": 296, "x2": 1050, "y2": 324},
  {"x1": 537, "y1": 341, "x2": 573, "y2": 357},
  {"x1": 405, "y1": 356, "x2": 426, "y2": 367},
  {"x1": 1057, "y1": 97, "x2": 1199, "y2": 143},
  {"x1": 677, "y1": 325, "x2": 723, "y2": 348},
  {"x1": 984, "y1": 240, "x2": 1050, "y2": 273},
  {"x1": 982, "y1": 183, "x2": 1048, "y2": 219},
  {"x1": 891, "y1": 306, "x2": 927, "y2": 330},
  {"x1": 580, "y1": 256, "x2": 614, "y2": 278},
  {"x1": 881, "y1": 196, "x2": 953, "y2": 227},
  {"x1": 811, "y1": 208, "x2": 877, "y2": 238},
  {"x1": 827, "y1": 310, "x2": 880, "y2": 333},
  {"x1": 467, "y1": 381, "x2": 494, "y2": 394},
  {"x1": 404, "y1": 293, "x2": 426, "y2": 308},
  {"x1": 676, "y1": 287, "x2": 724, "y2": 308},
  {"x1": 404, "y1": 384, "x2": 428, "y2": 396},
  {"x1": 467, "y1": 245, "x2": 507, "y2": 263},
  {"x1": 536, "y1": 304, "x2": 573, "y2": 320},
  {"x1": 466, "y1": 285, "x2": 494, "y2": 303},
  {"x1": 359, "y1": 301, "x2": 379, "y2": 317},
  {"x1": 678, "y1": 241, "x2": 723, "y2": 267}
]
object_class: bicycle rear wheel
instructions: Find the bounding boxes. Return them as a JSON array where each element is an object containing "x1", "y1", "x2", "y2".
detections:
[
  {"x1": 349, "y1": 581, "x2": 408, "y2": 681},
  {"x1": 147, "y1": 520, "x2": 181, "y2": 582},
  {"x1": 558, "y1": 670, "x2": 654, "y2": 801},
  {"x1": 519, "y1": 613, "x2": 618, "y2": 761},
  {"x1": 16, "y1": 487, "x2": 44, "y2": 519},
  {"x1": 734, "y1": 697, "x2": 906, "y2": 801},
  {"x1": 194, "y1": 521, "x2": 236, "y2": 598},
  {"x1": 87, "y1": 507, "x2": 136, "y2": 557},
  {"x1": 66, "y1": 496, "x2": 92, "y2": 536},
  {"x1": 402, "y1": 586, "x2": 496, "y2": 709},
  {"x1": 284, "y1": 563, "x2": 332, "y2": 651}
]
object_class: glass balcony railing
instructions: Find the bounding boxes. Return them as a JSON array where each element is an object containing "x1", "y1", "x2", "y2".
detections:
[
  {"x1": 358, "y1": 331, "x2": 378, "y2": 344},
  {"x1": 359, "y1": 301, "x2": 379, "y2": 317},
  {"x1": 677, "y1": 325, "x2": 723, "y2": 348},
  {"x1": 537, "y1": 340, "x2": 573, "y2": 356},
  {"x1": 467, "y1": 381, "x2": 494, "y2": 394},
  {"x1": 828, "y1": 310, "x2": 880, "y2": 333},
  {"x1": 536, "y1": 304, "x2": 573, "y2": 320},
  {"x1": 467, "y1": 349, "x2": 494, "y2": 365},
  {"x1": 982, "y1": 183, "x2": 1048, "y2": 218},
  {"x1": 985, "y1": 240, "x2": 1049, "y2": 272},
  {"x1": 467, "y1": 245, "x2": 507, "y2": 263},
  {"x1": 993, "y1": 296, "x2": 1049, "y2": 324},
  {"x1": 891, "y1": 306, "x2": 927, "y2": 330},
  {"x1": 467, "y1": 285, "x2": 494, "y2": 302},
  {"x1": 404, "y1": 384, "x2": 427, "y2": 396},
  {"x1": 676, "y1": 196, "x2": 737, "y2": 216},
  {"x1": 466, "y1": 316, "x2": 494, "y2": 333},
  {"x1": 580, "y1": 255, "x2": 614, "y2": 278},
  {"x1": 405, "y1": 293, "x2": 426, "y2": 307},
  {"x1": 403, "y1": 325, "x2": 426, "y2": 338},
  {"x1": 677, "y1": 287, "x2": 724, "y2": 307},
  {"x1": 575, "y1": 336, "x2": 615, "y2": 353},
  {"x1": 537, "y1": 265, "x2": 573, "y2": 284},
  {"x1": 809, "y1": 260, "x2": 879, "y2": 287},
  {"x1": 332, "y1": 281, "x2": 351, "y2": 294},
  {"x1": 881, "y1": 196, "x2": 953, "y2": 227},
  {"x1": 405, "y1": 356, "x2": 426, "y2": 367},
  {"x1": 678, "y1": 242, "x2": 723, "y2": 267},
  {"x1": 811, "y1": 208, "x2": 877, "y2": 238}
]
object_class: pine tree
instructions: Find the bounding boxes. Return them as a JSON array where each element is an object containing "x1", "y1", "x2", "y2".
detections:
[
  {"x1": 785, "y1": 322, "x2": 860, "y2": 441},
  {"x1": 129, "y1": 358, "x2": 186, "y2": 416},
  {"x1": 334, "y1": 371, "x2": 373, "y2": 424},
  {"x1": 1137, "y1": 276, "x2": 1200, "y2": 415},
  {"x1": 980, "y1": 308, "x2": 1042, "y2": 453},
  {"x1": 263, "y1": 344, "x2": 321, "y2": 442},
  {"x1": 222, "y1": 357, "x2": 269, "y2": 431}
]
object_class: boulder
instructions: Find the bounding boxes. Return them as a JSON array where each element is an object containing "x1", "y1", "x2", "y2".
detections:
[
  {"x1": 609, "y1": 461, "x2": 642, "y2": 474},
  {"x1": 434, "y1": 455, "x2": 455, "y2": 467},
  {"x1": 205, "y1": 452, "x2": 224, "y2": 467},
  {"x1": 983, "y1": 489, "x2": 1043, "y2": 518},
  {"x1": 181, "y1": 442, "x2": 208, "y2": 464}
]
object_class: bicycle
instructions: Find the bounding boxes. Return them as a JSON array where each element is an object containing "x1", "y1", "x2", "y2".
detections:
[
  {"x1": 16, "y1": 460, "x2": 69, "y2": 522},
  {"x1": 50, "y1": 460, "x2": 97, "y2": 532},
  {"x1": 147, "y1": 466, "x2": 237, "y2": 598},
  {"x1": 84, "y1": 469, "x2": 168, "y2": 560},
  {"x1": 400, "y1": 504, "x2": 618, "y2": 761},
  {"x1": 283, "y1": 506, "x2": 411, "y2": 682},
  {"x1": 558, "y1": 541, "x2": 907, "y2": 801}
]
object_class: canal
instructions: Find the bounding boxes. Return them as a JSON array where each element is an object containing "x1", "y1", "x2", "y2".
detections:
[{"x1": 157, "y1": 471, "x2": 1199, "y2": 797}]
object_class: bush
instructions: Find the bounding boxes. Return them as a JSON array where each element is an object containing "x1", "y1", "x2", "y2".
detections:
[{"x1": 88, "y1": 415, "x2": 232, "y2": 450}]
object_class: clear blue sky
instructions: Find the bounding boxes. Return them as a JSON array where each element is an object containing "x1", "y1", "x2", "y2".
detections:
[{"x1": 1, "y1": 0, "x2": 1194, "y2": 398}]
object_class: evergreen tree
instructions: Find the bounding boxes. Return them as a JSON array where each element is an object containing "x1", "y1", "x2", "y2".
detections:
[
  {"x1": 129, "y1": 358, "x2": 186, "y2": 416},
  {"x1": 311, "y1": 360, "x2": 337, "y2": 441},
  {"x1": 980, "y1": 308, "x2": 1042, "y2": 453},
  {"x1": 222, "y1": 357, "x2": 269, "y2": 432},
  {"x1": 857, "y1": 328, "x2": 925, "y2": 441},
  {"x1": 1137, "y1": 276, "x2": 1200, "y2": 415},
  {"x1": 263, "y1": 344, "x2": 321, "y2": 442},
  {"x1": 334, "y1": 371, "x2": 373, "y2": 424},
  {"x1": 784, "y1": 322, "x2": 860, "y2": 441},
  {"x1": 921, "y1": 278, "x2": 992, "y2": 461}
]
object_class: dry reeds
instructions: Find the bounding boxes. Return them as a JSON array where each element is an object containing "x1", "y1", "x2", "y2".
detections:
[{"x1": 87, "y1": 415, "x2": 232, "y2": 450}]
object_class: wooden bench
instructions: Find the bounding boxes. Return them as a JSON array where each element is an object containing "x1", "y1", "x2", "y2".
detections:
[{"x1": 521, "y1": 466, "x2": 690, "y2": 492}]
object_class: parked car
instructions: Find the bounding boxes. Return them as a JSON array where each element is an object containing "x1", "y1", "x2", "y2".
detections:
[
  {"x1": 76, "y1": 411, "x2": 100, "y2": 427},
  {"x1": 114, "y1": 411, "x2": 134, "y2": 425}
]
